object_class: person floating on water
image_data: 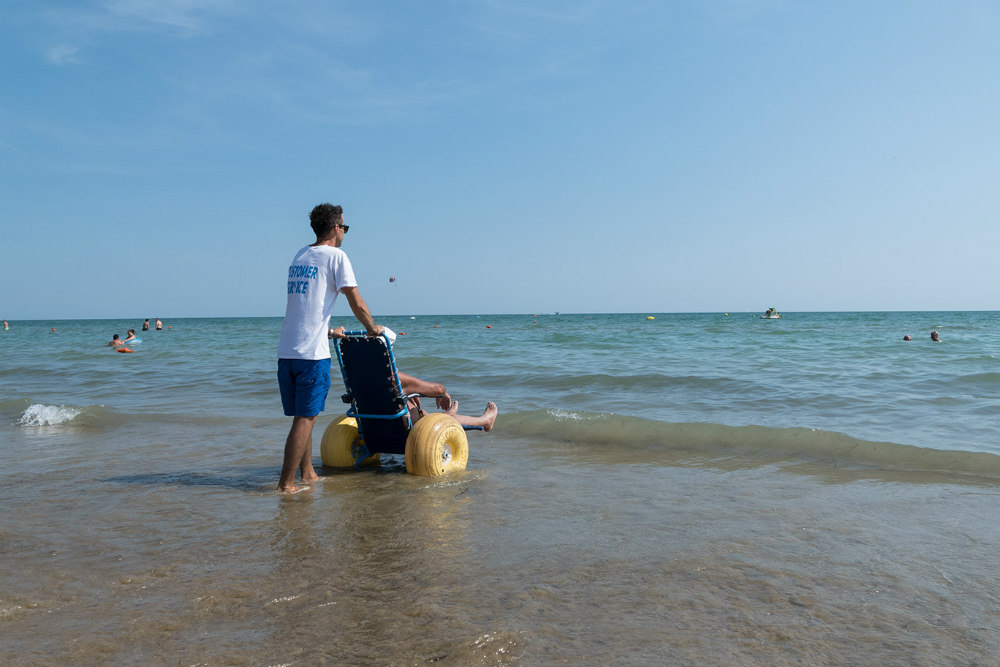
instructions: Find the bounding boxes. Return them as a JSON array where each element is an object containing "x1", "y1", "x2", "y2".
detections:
[
  {"x1": 124, "y1": 329, "x2": 137, "y2": 342},
  {"x1": 275, "y1": 203, "x2": 385, "y2": 494},
  {"x1": 931, "y1": 330, "x2": 941, "y2": 342},
  {"x1": 903, "y1": 335, "x2": 912, "y2": 341}
]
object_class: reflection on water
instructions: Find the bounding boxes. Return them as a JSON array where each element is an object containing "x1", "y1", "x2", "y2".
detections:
[{"x1": 262, "y1": 470, "x2": 491, "y2": 664}]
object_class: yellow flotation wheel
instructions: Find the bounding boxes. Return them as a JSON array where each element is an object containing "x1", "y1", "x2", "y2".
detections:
[
  {"x1": 404, "y1": 413, "x2": 468, "y2": 476},
  {"x1": 320, "y1": 415, "x2": 380, "y2": 468}
]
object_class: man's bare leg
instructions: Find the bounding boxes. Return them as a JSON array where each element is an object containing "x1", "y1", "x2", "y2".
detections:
[
  {"x1": 397, "y1": 372, "x2": 496, "y2": 430},
  {"x1": 279, "y1": 415, "x2": 316, "y2": 493},
  {"x1": 451, "y1": 402, "x2": 498, "y2": 432},
  {"x1": 300, "y1": 441, "x2": 319, "y2": 485}
]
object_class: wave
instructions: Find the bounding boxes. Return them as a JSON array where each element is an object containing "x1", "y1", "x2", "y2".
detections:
[
  {"x1": 500, "y1": 409, "x2": 1000, "y2": 481},
  {"x1": 2, "y1": 399, "x2": 284, "y2": 431},
  {"x1": 16, "y1": 403, "x2": 87, "y2": 426}
]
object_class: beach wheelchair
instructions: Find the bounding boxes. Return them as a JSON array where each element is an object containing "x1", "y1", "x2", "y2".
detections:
[{"x1": 320, "y1": 331, "x2": 477, "y2": 476}]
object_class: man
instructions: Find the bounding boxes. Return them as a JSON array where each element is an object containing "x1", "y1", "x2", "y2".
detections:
[
  {"x1": 398, "y1": 372, "x2": 498, "y2": 431},
  {"x1": 328, "y1": 325, "x2": 499, "y2": 432},
  {"x1": 276, "y1": 203, "x2": 384, "y2": 493}
]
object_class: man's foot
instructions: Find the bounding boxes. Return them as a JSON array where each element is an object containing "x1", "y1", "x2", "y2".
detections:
[
  {"x1": 301, "y1": 462, "x2": 321, "y2": 484},
  {"x1": 278, "y1": 485, "x2": 312, "y2": 495},
  {"x1": 481, "y1": 402, "x2": 498, "y2": 432},
  {"x1": 446, "y1": 400, "x2": 459, "y2": 416}
]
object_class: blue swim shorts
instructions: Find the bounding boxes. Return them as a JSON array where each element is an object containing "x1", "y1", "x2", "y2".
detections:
[{"x1": 277, "y1": 358, "x2": 332, "y2": 417}]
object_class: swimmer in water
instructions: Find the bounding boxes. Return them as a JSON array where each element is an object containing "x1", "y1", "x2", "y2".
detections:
[
  {"x1": 108, "y1": 334, "x2": 125, "y2": 347},
  {"x1": 930, "y1": 330, "x2": 941, "y2": 342},
  {"x1": 124, "y1": 329, "x2": 137, "y2": 342}
]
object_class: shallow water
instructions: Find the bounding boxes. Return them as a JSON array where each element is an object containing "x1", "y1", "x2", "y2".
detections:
[{"x1": 2, "y1": 312, "x2": 999, "y2": 665}]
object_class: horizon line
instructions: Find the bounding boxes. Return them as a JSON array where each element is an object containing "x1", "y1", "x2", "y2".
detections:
[{"x1": 4, "y1": 309, "x2": 998, "y2": 323}]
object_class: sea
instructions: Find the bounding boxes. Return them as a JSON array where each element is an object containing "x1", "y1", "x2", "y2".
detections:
[{"x1": 2, "y1": 311, "x2": 998, "y2": 666}]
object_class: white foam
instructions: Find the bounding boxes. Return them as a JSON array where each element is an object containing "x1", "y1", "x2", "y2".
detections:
[
  {"x1": 548, "y1": 409, "x2": 601, "y2": 422},
  {"x1": 18, "y1": 404, "x2": 82, "y2": 426}
]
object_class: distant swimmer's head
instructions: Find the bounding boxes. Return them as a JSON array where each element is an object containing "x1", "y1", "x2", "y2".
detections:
[
  {"x1": 310, "y1": 203, "x2": 345, "y2": 240},
  {"x1": 930, "y1": 330, "x2": 941, "y2": 341},
  {"x1": 903, "y1": 335, "x2": 911, "y2": 341}
]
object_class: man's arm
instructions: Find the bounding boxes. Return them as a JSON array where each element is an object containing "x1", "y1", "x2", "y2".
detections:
[
  {"x1": 399, "y1": 372, "x2": 452, "y2": 411},
  {"x1": 341, "y1": 286, "x2": 384, "y2": 337}
]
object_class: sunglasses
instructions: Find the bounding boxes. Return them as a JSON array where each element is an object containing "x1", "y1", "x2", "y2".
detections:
[{"x1": 338, "y1": 224, "x2": 350, "y2": 233}]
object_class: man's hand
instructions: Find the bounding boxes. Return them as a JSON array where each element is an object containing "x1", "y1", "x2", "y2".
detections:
[
  {"x1": 366, "y1": 325, "x2": 385, "y2": 338},
  {"x1": 435, "y1": 391, "x2": 452, "y2": 412},
  {"x1": 328, "y1": 326, "x2": 347, "y2": 339}
]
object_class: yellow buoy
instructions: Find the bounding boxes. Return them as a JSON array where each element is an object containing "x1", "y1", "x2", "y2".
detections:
[{"x1": 646, "y1": 316, "x2": 655, "y2": 320}]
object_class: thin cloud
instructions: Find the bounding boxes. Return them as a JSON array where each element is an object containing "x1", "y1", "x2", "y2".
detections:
[
  {"x1": 32, "y1": 1, "x2": 233, "y2": 69},
  {"x1": 41, "y1": 0, "x2": 236, "y2": 38},
  {"x1": 46, "y1": 44, "x2": 84, "y2": 65},
  {"x1": 99, "y1": 0, "x2": 234, "y2": 33},
  {"x1": 478, "y1": 0, "x2": 603, "y2": 24}
]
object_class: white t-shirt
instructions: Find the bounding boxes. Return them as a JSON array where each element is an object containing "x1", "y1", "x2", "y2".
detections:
[{"x1": 277, "y1": 244, "x2": 357, "y2": 360}]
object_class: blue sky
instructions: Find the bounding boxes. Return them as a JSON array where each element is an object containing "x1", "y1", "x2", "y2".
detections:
[{"x1": 2, "y1": 0, "x2": 998, "y2": 319}]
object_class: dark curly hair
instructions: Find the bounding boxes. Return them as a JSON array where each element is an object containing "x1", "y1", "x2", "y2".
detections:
[{"x1": 309, "y1": 203, "x2": 343, "y2": 238}]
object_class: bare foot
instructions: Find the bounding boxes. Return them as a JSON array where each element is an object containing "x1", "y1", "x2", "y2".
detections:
[
  {"x1": 481, "y1": 402, "x2": 498, "y2": 432},
  {"x1": 446, "y1": 400, "x2": 459, "y2": 415},
  {"x1": 301, "y1": 473, "x2": 320, "y2": 484},
  {"x1": 278, "y1": 485, "x2": 312, "y2": 495}
]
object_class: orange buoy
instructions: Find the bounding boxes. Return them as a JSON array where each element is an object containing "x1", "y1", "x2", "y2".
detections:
[
  {"x1": 51, "y1": 328, "x2": 57, "y2": 332},
  {"x1": 486, "y1": 325, "x2": 491, "y2": 328},
  {"x1": 117, "y1": 347, "x2": 133, "y2": 353}
]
